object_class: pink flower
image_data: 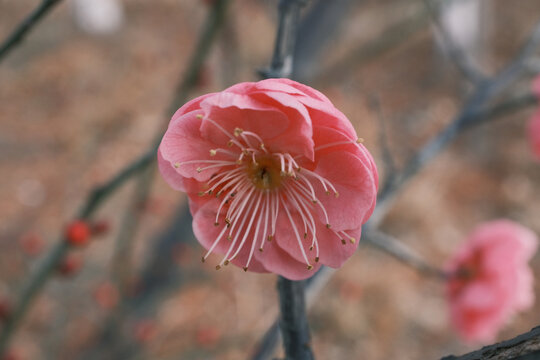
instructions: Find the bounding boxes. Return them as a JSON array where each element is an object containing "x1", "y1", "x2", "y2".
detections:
[
  {"x1": 528, "y1": 110, "x2": 540, "y2": 161},
  {"x1": 158, "y1": 78, "x2": 378, "y2": 280},
  {"x1": 445, "y1": 220, "x2": 538, "y2": 343}
]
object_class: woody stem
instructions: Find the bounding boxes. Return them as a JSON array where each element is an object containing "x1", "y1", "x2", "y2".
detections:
[{"x1": 277, "y1": 277, "x2": 315, "y2": 360}]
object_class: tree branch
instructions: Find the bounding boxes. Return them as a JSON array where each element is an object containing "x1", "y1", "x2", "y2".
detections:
[
  {"x1": 441, "y1": 326, "x2": 540, "y2": 360},
  {"x1": 363, "y1": 230, "x2": 446, "y2": 279},
  {"x1": 423, "y1": 0, "x2": 486, "y2": 84},
  {"x1": 277, "y1": 277, "x2": 314, "y2": 360},
  {"x1": 0, "y1": 0, "x2": 230, "y2": 356},
  {"x1": 0, "y1": 0, "x2": 63, "y2": 64}
]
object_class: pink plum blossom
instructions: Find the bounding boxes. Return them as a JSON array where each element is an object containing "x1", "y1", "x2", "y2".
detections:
[
  {"x1": 445, "y1": 220, "x2": 538, "y2": 343},
  {"x1": 158, "y1": 78, "x2": 378, "y2": 280}
]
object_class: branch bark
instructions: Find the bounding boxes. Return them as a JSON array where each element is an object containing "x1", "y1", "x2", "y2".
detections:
[
  {"x1": 442, "y1": 326, "x2": 540, "y2": 360},
  {"x1": 0, "y1": 0, "x2": 63, "y2": 63}
]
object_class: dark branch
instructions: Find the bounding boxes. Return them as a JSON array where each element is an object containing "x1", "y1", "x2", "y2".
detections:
[
  {"x1": 0, "y1": 0, "x2": 63, "y2": 64},
  {"x1": 277, "y1": 277, "x2": 314, "y2": 360},
  {"x1": 423, "y1": 0, "x2": 486, "y2": 84},
  {"x1": 441, "y1": 326, "x2": 540, "y2": 360},
  {"x1": 0, "y1": 0, "x2": 230, "y2": 356},
  {"x1": 259, "y1": 0, "x2": 307, "y2": 79}
]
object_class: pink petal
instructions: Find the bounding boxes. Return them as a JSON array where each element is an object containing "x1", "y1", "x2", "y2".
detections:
[
  {"x1": 313, "y1": 151, "x2": 377, "y2": 229},
  {"x1": 160, "y1": 109, "x2": 225, "y2": 182}
]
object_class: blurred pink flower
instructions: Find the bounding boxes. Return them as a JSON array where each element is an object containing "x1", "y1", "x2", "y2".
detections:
[
  {"x1": 446, "y1": 220, "x2": 538, "y2": 343},
  {"x1": 158, "y1": 79, "x2": 378, "y2": 280},
  {"x1": 528, "y1": 110, "x2": 540, "y2": 161}
]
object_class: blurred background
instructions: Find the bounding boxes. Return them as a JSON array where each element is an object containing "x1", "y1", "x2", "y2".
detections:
[{"x1": 1, "y1": 0, "x2": 540, "y2": 359}]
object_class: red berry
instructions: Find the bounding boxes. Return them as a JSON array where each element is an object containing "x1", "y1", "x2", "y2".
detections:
[
  {"x1": 57, "y1": 253, "x2": 83, "y2": 276},
  {"x1": 65, "y1": 220, "x2": 91, "y2": 246}
]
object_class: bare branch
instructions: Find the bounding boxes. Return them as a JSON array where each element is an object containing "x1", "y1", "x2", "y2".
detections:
[
  {"x1": 0, "y1": 0, "x2": 63, "y2": 64},
  {"x1": 277, "y1": 277, "x2": 315, "y2": 360},
  {"x1": 363, "y1": 230, "x2": 446, "y2": 278},
  {"x1": 441, "y1": 326, "x2": 540, "y2": 360},
  {"x1": 259, "y1": 0, "x2": 307, "y2": 79},
  {"x1": 0, "y1": 0, "x2": 230, "y2": 355},
  {"x1": 423, "y1": 0, "x2": 486, "y2": 84}
]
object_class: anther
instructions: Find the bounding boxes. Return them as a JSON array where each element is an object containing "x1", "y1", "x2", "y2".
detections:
[
  {"x1": 234, "y1": 128, "x2": 243, "y2": 137},
  {"x1": 236, "y1": 159, "x2": 242, "y2": 165},
  {"x1": 226, "y1": 235, "x2": 232, "y2": 240},
  {"x1": 260, "y1": 143, "x2": 265, "y2": 150},
  {"x1": 201, "y1": 257, "x2": 206, "y2": 263},
  {"x1": 174, "y1": 162, "x2": 180, "y2": 168},
  {"x1": 267, "y1": 235, "x2": 274, "y2": 242},
  {"x1": 214, "y1": 222, "x2": 219, "y2": 226},
  {"x1": 307, "y1": 265, "x2": 313, "y2": 270},
  {"x1": 349, "y1": 237, "x2": 356, "y2": 244},
  {"x1": 224, "y1": 260, "x2": 230, "y2": 266},
  {"x1": 334, "y1": 192, "x2": 340, "y2": 198},
  {"x1": 196, "y1": 167, "x2": 202, "y2": 173},
  {"x1": 315, "y1": 257, "x2": 320, "y2": 262},
  {"x1": 227, "y1": 140, "x2": 233, "y2": 147},
  {"x1": 356, "y1": 138, "x2": 364, "y2": 143},
  {"x1": 326, "y1": 224, "x2": 331, "y2": 229},
  {"x1": 303, "y1": 233, "x2": 308, "y2": 239},
  {"x1": 215, "y1": 265, "x2": 221, "y2": 270},
  {"x1": 225, "y1": 219, "x2": 231, "y2": 226},
  {"x1": 259, "y1": 248, "x2": 263, "y2": 252},
  {"x1": 243, "y1": 267, "x2": 248, "y2": 272},
  {"x1": 309, "y1": 246, "x2": 314, "y2": 251},
  {"x1": 198, "y1": 191, "x2": 205, "y2": 197},
  {"x1": 341, "y1": 239, "x2": 346, "y2": 245},
  {"x1": 196, "y1": 114, "x2": 203, "y2": 119},
  {"x1": 325, "y1": 191, "x2": 331, "y2": 195},
  {"x1": 209, "y1": 149, "x2": 217, "y2": 156}
]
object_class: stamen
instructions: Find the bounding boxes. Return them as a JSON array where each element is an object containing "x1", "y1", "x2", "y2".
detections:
[
  {"x1": 229, "y1": 192, "x2": 263, "y2": 261},
  {"x1": 281, "y1": 194, "x2": 312, "y2": 268},
  {"x1": 246, "y1": 194, "x2": 267, "y2": 268},
  {"x1": 219, "y1": 188, "x2": 258, "y2": 266}
]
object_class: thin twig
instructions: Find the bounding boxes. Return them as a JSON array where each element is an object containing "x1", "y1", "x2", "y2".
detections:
[
  {"x1": 368, "y1": 96, "x2": 397, "y2": 186},
  {"x1": 0, "y1": 0, "x2": 63, "y2": 63},
  {"x1": 0, "y1": 0, "x2": 230, "y2": 355},
  {"x1": 363, "y1": 230, "x2": 446, "y2": 279},
  {"x1": 0, "y1": 148, "x2": 154, "y2": 355},
  {"x1": 423, "y1": 0, "x2": 486, "y2": 84},
  {"x1": 313, "y1": 5, "x2": 429, "y2": 86}
]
